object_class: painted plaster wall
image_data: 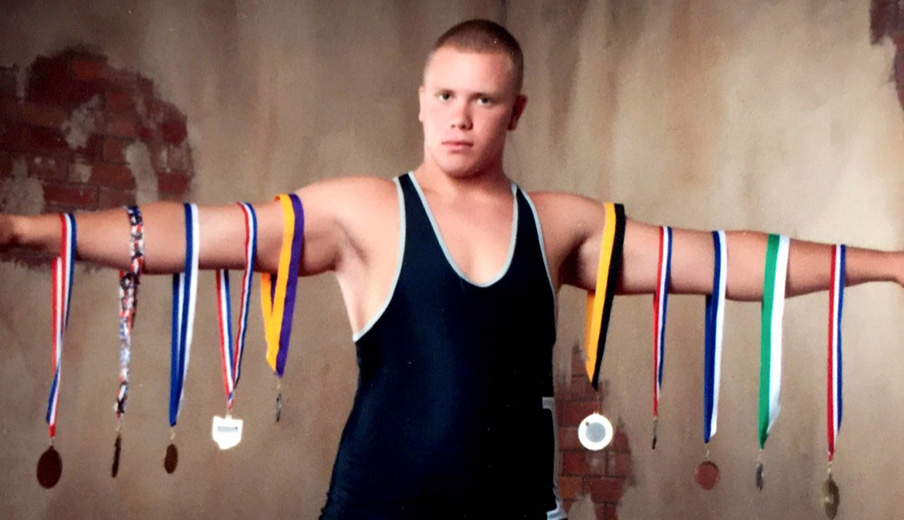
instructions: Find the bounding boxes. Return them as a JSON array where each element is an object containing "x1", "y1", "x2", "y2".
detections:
[{"x1": 1, "y1": 1, "x2": 903, "y2": 519}]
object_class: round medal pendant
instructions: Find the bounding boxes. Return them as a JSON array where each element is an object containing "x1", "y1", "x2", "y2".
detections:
[
  {"x1": 578, "y1": 413, "x2": 614, "y2": 451},
  {"x1": 822, "y1": 474, "x2": 840, "y2": 519},
  {"x1": 694, "y1": 460, "x2": 720, "y2": 490},
  {"x1": 36, "y1": 446, "x2": 62, "y2": 488},
  {"x1": 164, "y1": 443, "x2": 179, "y2": 474}
]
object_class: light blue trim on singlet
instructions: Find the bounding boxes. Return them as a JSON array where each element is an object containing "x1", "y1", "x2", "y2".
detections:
[
  {"x1": 351, "y1": 177, "x2": 406, "y2": 343},
  {"x1": 543, "y1": 396, "x2": 568, "y2": 520},
  {"x1": 520, "y1": 190, "x2": 558, "y2": 318},
  {"x1": 409, "y1": 172, "x2": 518, "y2": 288}
]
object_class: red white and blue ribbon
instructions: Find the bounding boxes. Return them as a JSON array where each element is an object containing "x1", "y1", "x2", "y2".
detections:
[
  {"x1": 827, "y1": 244, "x2": 845, "y2": 462},
  {"x1": 46, "y1": 213, "x2": 77, "y2": 439},
  {"x1": 758, "y1": 234, "x2": 790, "y2": 449},
  {"x1": 169, "y1": 204, "x2": 199, "y2": 427},
  {"x1": 651, "y1": 226, "x2": 672, "y2": 447},
  {"x1": 116, "y1": 206, "x2": 144, "y2": 418},
  {"x1": 703, "y1": 230, "x2": 727, "y2": 444},
  {"x1": 215, "y1": 202, "x2": 257, "y2": 411}
]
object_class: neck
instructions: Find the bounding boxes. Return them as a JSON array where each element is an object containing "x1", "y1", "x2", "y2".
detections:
[{"x1": 413, "y1": 160, "x2": 510, "y2": 199}]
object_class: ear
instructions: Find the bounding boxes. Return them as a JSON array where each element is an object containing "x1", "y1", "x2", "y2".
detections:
[
  {"x1": 507, "y1": 94, "x2": 528, "y2": 131},
  {"x1": 418, "y1": 85, "x2": 426, "y2": 124}
]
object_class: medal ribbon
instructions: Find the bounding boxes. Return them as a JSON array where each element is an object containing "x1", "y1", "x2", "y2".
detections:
[
  {"x1": 827, "y1": 244, "x2": 845, "y2": 462},
  {"x1": 584, "y1": 203, "x2": 626, "y2": 390},
  {"x1": 46, "y1": 214, "x2": 76, "y2": 439},
  {"x1": 653, "y1": 226, "x2": 673, "y2": 421},
  {"x1": 116, "y1": 206, "x2": 144, "y2": 417},
  {"x1": 215, "y1": 202, "x2": 258, "y2": 410},
  {"x1": 260, "y1": 193, "x2": 304, "y2": 377},
  {"x1": 169, "y1": 203, "x2": 199, "y2": 427},
  {"x1": 703, "y1": 231, "x2": 727, "y2": 443},
  {"x1": 758, "y1": 234, "x2": 790, "y2": 448}
]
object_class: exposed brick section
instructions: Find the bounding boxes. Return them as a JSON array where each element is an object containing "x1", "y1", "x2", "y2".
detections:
[
  {"x1": 871, "y1": 0, "x2": 904, "y2": 110},
  {"x1": 555, "y1": 344, "x2": 633, "y2": 518},
  {"x1": 0, "y1": 47, "x2": 195, "y2": 268}
]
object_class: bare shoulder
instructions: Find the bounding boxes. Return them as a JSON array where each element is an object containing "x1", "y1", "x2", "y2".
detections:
[
  {"x1": 295, "y1": 175, "x2": 398, "y2": 225},
  {"x1": 527, "y1": 190, "x2": 606, "y2": 242}
]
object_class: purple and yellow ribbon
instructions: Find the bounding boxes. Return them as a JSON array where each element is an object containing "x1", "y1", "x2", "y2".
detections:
[{"x1": 260, "y1": 193, "x2": 304, "y2": 377}]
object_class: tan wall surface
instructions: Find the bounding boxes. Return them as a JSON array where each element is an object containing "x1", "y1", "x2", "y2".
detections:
[{"x1": 2, "y1": 1, "x2": 903, "y2": 519}]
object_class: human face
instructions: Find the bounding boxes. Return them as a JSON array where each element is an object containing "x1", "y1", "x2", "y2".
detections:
[{"x1": 418, "y1": 47, "x2": 527, "y2": 179}]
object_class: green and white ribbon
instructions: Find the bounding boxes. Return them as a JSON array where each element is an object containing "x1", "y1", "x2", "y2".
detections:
[{"x1": 758, "y1": 234, "x2": 790, "y2": 448}]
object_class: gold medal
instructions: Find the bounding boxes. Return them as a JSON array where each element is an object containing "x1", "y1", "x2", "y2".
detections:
[
  {"x1": 36, "y1": 445, "x2": 62, "y2": 488},
  {"x1": 164, "y1": 443, "x2": 178, "y2": 474},
  {"x1": 822, "y1": 473, "x2": 840, "y2": 518},
  {"x1": 695, "y1": 459, "x2": 720, "y2": 490}
]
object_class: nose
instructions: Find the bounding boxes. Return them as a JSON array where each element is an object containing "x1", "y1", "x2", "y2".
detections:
[{"x1": 449, "y1": 101, "x2": 472, "y2": 130}]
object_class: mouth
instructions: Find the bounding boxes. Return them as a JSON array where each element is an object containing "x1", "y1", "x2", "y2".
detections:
[{"x1": 441, "y1": 140, "x2": 473, "y2": 151}]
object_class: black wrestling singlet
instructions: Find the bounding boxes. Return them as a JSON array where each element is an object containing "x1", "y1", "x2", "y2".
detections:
[{"x1": 321, "y1": 173, "x2": 564, "y2": 520}]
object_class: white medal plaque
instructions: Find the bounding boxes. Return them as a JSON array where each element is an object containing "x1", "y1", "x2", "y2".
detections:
[{"x1": 211, "y1": 415, "x2": 243, "y2": 450}]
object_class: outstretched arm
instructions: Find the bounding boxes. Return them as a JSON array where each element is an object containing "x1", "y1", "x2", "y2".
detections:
[
  {"x1": 546, "y1": 193, "x2": 904, "y2": 297},
  {"x1": 0, "y1": 180, "x2": 352, "y2": 276}
]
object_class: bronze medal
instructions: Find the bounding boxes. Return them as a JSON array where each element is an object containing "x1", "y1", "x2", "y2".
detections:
[
  {"x1": 36, "y1": 446, "x2": 62, "y2": 488},
  {"x1": 164, "y1": 443, "x2": 178, "y2": 474},
  {"x1": 694, "y1": 460, "x2": 720, "y2": 490},
  {"x1": 111, "y1": 432, "x2": 122, "y2": 478},
  {"x1": 822, "y1": 474, "x2": 840, "y2": 518}
]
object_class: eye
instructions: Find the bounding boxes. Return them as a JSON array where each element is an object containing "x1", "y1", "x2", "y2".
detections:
[
  {"x1": 437, "y1": 92, "x2": 452, "y2": 101},
  {"x1": 476, "y1": 96, "x2": 492, "y2": 106}
]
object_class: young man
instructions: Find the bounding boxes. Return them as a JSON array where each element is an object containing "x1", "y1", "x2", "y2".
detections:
[{"x1": 1, "y1": 19, "x2": 902, "y2": 520}]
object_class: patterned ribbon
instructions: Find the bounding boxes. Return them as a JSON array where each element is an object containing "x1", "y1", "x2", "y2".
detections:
[
  {"x1": 758, "y1": 234, "x2": 790, "y2": 448},
  {"x1": 652, "y1": 226, "x2": 673, "y2": 440},
  {"x1": 827, "y1": 244, "x2": 845, "y2": 462},
  {"x1": 260, "y1": 193, "x2": 304, "y2": 377},
  {"x1": 116, "y1": 206, "x2": 144, "y2": 417},
  {"x1": 46, "y1": 213, "x2": 76, "y2": 439},
  {"x1": 215, "y1": 202, "x2": 258, "y2": 410},
  {"x1": 703, "y1": 231, "x2": 727, "y2": 443},
  {"x1": 584, "y1": 202, "x2": 626, "y2": 390},
  {"x1": 169, "y1": 204, "x2": 199, "y2": 427}
]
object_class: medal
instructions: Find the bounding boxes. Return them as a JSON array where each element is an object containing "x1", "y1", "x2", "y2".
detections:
[
  {"x1": 211, "y1": 415, "x2": 244, "y2": 450},
  {"x1": 164, "y1": 438, "x2": 179, "y2": 474},
  {"x1": 36, "y1": 445, "x2": 63, "y2": 489},
  {"x1": 651, "y1": 225, "x2": 672, "y2": 449},
  {"x1": 260, "y1": 193, "x2": 305, "y2": 420},
  {"x1": 755, "y1": 458, "x2": 765, "y2": 491},
  {"x1": 111, "y1": 431, "x2": 122, "y2": 478},
  {"x1": 699, "y1": 231, "x2": 726, "y2": 488},
  {"x1": 694, "y1": 457, "x2": 720, "y2": 491},
  {"x1": 578, "y1": 412, "x2": 613, "y2": 451},
  {"x1": 757, "y1": 234, "x2": 790, "y2": 490},
  {"x1": 822, "y1": 471, "x2": 840, "y2": 518},
  {"x1": 39, "y1": 214, "x2": 76, "y2": 488}
]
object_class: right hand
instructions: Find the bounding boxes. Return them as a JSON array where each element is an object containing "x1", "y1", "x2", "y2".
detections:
[{"x1": 0, "y1": 214, "x2": 16, "y2": 252}]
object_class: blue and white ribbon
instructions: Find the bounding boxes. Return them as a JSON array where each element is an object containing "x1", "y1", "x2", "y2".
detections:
[
  {"x1": 703, "y1": 230, "x2": 727, "y2": 443},
  {"x1": 169, "y1": 204, "x2": 199, "y2": 427}
]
